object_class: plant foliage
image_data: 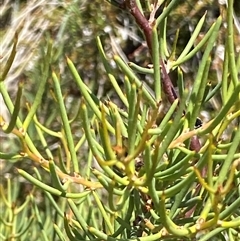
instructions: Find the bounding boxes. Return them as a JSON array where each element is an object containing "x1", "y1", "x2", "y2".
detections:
[{"x1": 0, "y1": 0, "x2": 240, "y2": 240}]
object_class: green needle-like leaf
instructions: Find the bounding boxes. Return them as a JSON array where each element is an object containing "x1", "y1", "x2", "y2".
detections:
[
  {"x1": 52, "y1": 72, "x2": 79, "y2": 173},
  {"x1": 3, "y1": 81, "x2": 23, "y2": 133},
  {"x1": 23, "y1": 40, "x2": 52, "y2": 131},
  {"x1": 0, "y1": 33, "x2": 17, "y2": 82}
]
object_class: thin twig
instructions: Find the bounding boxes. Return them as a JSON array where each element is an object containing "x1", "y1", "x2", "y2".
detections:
[
  {"x1": 125, "y1": 0, "x2": 153, "y2": 51},
  {"x1": 125, "y1": 0, "x2": 201, "y2": 152},
  {"x1": 160, "y1": 59, "x2": 178, "y2": 104}
]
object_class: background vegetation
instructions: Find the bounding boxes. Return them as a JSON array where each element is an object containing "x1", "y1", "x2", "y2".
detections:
[{"x1": 1, "y1": 0, "x2": 240, "y2": 240}]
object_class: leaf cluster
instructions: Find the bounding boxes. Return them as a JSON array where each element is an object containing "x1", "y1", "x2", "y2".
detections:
[{"x1": 0, "y1": 0, "x2": 240, "y2": 241}]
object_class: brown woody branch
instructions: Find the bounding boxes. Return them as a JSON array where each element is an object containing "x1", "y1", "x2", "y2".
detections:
[
  {"x1": 125, "y1": 0, "x2": 153, "y2": 51},
  {"x1": 124, "y1": 0, "x2": 201, "y2": 152},
  {"x1": 125, "y1": 1, "x2": 178, "y2": 104}
]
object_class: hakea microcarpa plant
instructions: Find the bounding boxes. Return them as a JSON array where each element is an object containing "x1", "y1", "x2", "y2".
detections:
[{"x1": 0, "y1": 0, "x2": 240, "y2": 240}]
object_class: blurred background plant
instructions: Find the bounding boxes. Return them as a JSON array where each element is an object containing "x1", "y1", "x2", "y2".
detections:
[{"x1": 1, "y1": 0, "x2": 240, "y2": 240}]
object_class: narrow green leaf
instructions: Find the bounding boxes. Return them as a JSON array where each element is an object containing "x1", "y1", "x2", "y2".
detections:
[
  {"x1": 33, "y1": 115, "x2": 61, "y2": 138},
  {"x1": 67, "y1": 57, "x2": 114, "y2": 133},
  {"x1": 23, "y1": 40, "x2": 52, "y2": 131},
  {"x1": 99, "y1": 105, "x2": 116, "y2": 160},
  {"x1": 114, "y1": 55, "x2": 156, "y2": 108},
  {"x1": 204, "y1": 81, "x2": 221, "y2": 102},
  {"x1": 54, "y1": 224, "x2": 67, "y2": 241},
  {"x1": 200, "y1": 83, "x2": 240, "y2": 135},
  {"x1": 144, "y1": 142, "x2": 152, "y2": 182},
  {"x1": 57, "y1": 145, "x2": 69, "y2": 174},
  {"x1": 187, "y1": 16, "x2": 222, "y2": 129},
  {"x1": 177, "y1": 67, "x2": 184, "y2": 99},
  {"x1": 52, "y1": 72, "x2": 79, "y2": 173},
  {"x1": 49, "y1": 159, "x2": 66, "y2": 192},
  {"x1": 155, "y1": 151, "x2": 194, "y2": 178},
  {"x1": 172, "y1": 16, "x2": 222, "y2": 67},
  {"x1": 190, "y1": 57, "x2": 212, "y2": 128},
  {"x1": 0, "y1": 82, "x2": 42, "y2": 157},
  {"x1": 148, "y1": 178, "x2": 160, "y2": 209},
  {"x1": 108, "y1": 101, "x2": 128, "y2": 138},
  {"x1": 221, "y1": 42, "x2": 229, "y2": 104},
  {"x1": 128, "y1": 62, "x2": 154, "y2": 74},
  {"x1": 92, "y1": 191, "x2": 114, "y2": 234},
  {"x1": 96, "y1": 36, "x2": 128, "y2": 108},
  {"x1": 12, "y1": 216, "x2": 34, "y2": 239},
  {"x1": 177, "y1": 12, "x2": 207, "y2": 62},
  {"x1": 227, "y1": 0, "x2": 239, "y2": 87},
  {"x1": 214, "y1": 122, "x2": 240, "y2": 187},
  {"x1": 148, "y1": 98, "x2": 179, "y2": 136},
  {"x1": 127, "y1": 83, "x2": 139, "y2": 155},
  {"x1": 155, "y1": 0, "x2": 182, "y2": 27},
  {"x1": 112, "y1": 192, "x2": 134, "y2": 238},
  {"x1": 159, "y1": 194, "x2": 191, "y2": 236},
  {"x1": 80, "y1": 100, "x2": 104, "y2": 159},
  {"x1": 67, "y1": 199, "x2": 94, "y2": 239},
  {"x1": 0, "y1": 33, "x2": 17, "y2": 82},
  {"x1": 35, "y1": 123, "x2": 53, "y2": 159},
  {"x1": 63, "y1": 215, "x2": 80, "y2": 241},
  {"x1": 31, "y1": 194, "x2": 50, "y2": 241},
  {"x1": 18, "y1": 169, "x2": 62, "y2": 195},
  {"x1": 151, "y1": 25, "x2": 161, "y2": 101},
  {"x1": 4, "y1": 81, "x2": 23, "y2": 133},
  {"x1": 155, "y1": 91, "x2": 187, "y2": 167}
]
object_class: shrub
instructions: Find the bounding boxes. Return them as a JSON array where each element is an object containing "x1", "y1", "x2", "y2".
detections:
[{"x1": 1, "y1": 0, "x2": 240, "y2": 240}]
